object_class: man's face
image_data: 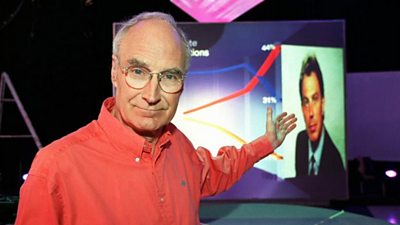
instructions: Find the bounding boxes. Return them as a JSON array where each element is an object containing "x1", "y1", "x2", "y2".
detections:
[
  {"x1": 301, "y1": 72, "x2": 325, "y2": 142},
  {"x1": 111, "y1": 19, "x2": 186, "y2": 138}
]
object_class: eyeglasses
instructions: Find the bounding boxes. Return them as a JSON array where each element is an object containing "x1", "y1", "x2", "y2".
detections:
[{"x1": 120, "y1": 65, "x2": 185, "y2": 94}]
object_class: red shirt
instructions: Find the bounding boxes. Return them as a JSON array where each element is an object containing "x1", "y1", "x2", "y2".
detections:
[{"x1": 15, "y1": 97, "x2": 274, "y2": 225}]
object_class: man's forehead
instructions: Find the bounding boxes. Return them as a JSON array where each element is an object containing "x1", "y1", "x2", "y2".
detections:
[
  {"x1": 117, "y1": 19, "x2": 185, "y2": 70},
  {"x1": 127, "y1": 19, "x2": 177, "y2": 38},
  {"x1": 127, "y1": 58, "x2": 147, "y2": 66},
  {"x1": 303, "y1": 73, "x2": 321, "y2": 87}
]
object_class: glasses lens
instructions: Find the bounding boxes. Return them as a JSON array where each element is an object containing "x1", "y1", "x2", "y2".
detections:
[
  {"x1": 159, "y1": 71, "x2": 184, "y2": 93},
  {"x1": 125, "y1": 67, "x2": 150, "y2": 89},
  {"x1": 123, "y1": 66, "x2": 184, "y2": 93}
]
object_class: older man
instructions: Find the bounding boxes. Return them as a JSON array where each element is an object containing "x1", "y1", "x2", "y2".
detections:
[{"x1": 15, "y1": 12, "x2": 296, "y2": 225}]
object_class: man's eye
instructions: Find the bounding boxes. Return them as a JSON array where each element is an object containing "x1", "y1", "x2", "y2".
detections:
[
  {"x1": 127, "y1": 67, "x2": 149, "y2": 78},
  {"x1": 163, "y1": 72, "x2": 180, "y2": 80},
  {"x1": 132, "y1": 68, "x2": 144, "y2": 75},
  {"x1": 166, "y1": 74, "x2": 177, "y2": 80}
]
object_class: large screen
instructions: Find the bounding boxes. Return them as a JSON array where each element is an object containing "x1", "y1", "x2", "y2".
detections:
[
  {"x1": 174, "y1": 21, "x2": 347, "y2": 202},
  {"x1": 113, "y1": 20, "x2": 347, "y2": 203}
]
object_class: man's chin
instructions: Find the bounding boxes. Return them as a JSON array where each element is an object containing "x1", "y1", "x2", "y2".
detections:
[
  {"x1": 133, "y1": 123, "x2": 164, "y2": 139},
  {"x1": 309, "y1": 136, "x2": 320, "y2": 143},
  {"x1": 307, "y1": 131, "x2": 320, "y2": 143}
]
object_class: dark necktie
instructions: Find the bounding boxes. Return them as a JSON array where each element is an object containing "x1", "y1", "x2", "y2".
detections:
[{"x1": 310, "y1": 155, "x2": 316, "y2": 176}]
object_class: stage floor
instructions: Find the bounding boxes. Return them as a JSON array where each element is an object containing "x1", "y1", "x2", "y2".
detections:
[
  {"x1": 199, "y1": 202, "x2": 399, "y2": 225},
  {"x1": 1, "y1": 197, "x2": 399, "y2": 224}
]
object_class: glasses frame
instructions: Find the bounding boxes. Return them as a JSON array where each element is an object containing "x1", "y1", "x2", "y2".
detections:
[{"x1": 119, "y1": 65, "x2": 185, "y2": 94}]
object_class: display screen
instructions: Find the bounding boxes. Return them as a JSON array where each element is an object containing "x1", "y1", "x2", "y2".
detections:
[{"x1": 175, "y1": 21, "x2": 347, "y2": 202}]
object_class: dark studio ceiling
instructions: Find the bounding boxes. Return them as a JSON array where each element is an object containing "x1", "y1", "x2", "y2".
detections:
[{"x1": 1, "y1": 0, "x2": 400, "y2": 73}]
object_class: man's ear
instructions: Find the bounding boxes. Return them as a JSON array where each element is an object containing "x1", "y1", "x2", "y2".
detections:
[
  {"x1": 322, "y1": 97, "x2": 325, "y2": 117},
  {"x1": 111, "y1": 55, "x2": 118, "y2": 88}
]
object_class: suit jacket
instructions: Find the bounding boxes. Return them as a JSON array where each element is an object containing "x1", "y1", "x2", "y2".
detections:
[{"x1": 295, "y1": 128, "x2": 345, "y2": 177}]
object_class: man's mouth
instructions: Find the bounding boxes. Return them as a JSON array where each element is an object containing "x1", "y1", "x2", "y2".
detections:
[
  {"x1": 308, "y1": 124, "x2": 317, "y2": 133},
  {"x1": 136, "y1": 106, "x2": 162, "y2": 117}
]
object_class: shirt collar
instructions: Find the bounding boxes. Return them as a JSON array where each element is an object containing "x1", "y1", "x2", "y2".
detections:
[
  {"x1": 97, "y1": 97, "x2": 172, "y2": 158},
  {"x1": 308, "y1": 127, "x2": 325, "y2": 167}
]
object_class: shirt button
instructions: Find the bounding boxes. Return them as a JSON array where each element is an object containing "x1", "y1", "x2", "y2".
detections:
[
  {"x1": 135, "y1": 157, "x2": 140, "y2": 162},
  {"x1": 160, "y1": 197, "x2": 164, "y2": 203}
]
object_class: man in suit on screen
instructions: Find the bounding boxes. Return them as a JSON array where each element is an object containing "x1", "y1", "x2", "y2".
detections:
[{"x1": 295, "y1": 55, "x2": 345, "y2": 177}]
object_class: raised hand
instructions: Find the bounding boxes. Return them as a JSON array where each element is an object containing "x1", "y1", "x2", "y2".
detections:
[{"x1": 266, "y1": 107, "x2": 297, "y2": 149}]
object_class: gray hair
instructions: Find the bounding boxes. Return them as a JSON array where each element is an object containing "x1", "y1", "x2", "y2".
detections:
[{"x1": 112, "y1": 12, "x2": 191, "y2": 72}]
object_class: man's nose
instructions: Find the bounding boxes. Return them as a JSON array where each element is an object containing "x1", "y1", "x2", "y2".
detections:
[
  {"x1": 305, "y1": 104, "x2": 314, "y2": 118},
  {"x1": 141, "y1": 75, "x2": 161, "y2": 104},
  {"x1": 308, "y1": 104, "x2": 314, "y2": 118}
]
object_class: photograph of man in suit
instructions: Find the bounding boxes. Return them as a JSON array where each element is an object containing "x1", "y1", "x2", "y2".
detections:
[{"x1": 295, "y1": 55, "x2": 345, "y2": 177}]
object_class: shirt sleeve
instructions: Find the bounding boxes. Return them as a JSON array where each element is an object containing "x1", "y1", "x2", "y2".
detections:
[
  {"x1": 196, "y1": 135, "x2": 274, "y2": 197},
  {"x1": 14, "y1": 147, "x2": 63, "y2": 225},
  {"x1": 14, "y1": 174, "x2": 61, "y2": 225}
]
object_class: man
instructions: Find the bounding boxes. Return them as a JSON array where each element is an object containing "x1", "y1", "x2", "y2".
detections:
[
  {"x1": 15, "y1": 12, "x2": 296, "y2": 225},
  {"x1": 295, "y1": 55, "x2": 345, "y2": 177}
]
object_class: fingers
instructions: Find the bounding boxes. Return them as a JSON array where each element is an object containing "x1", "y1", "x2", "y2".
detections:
[
  {"x1": 278, "y1": 113, "x2": 295, "y2": 124},
  {"x1": 284, "y1": 116, "x2": 297, "y2": 134},
  {"x1": 277, "y1": 113, "x2": 297, "y2": 135},
  {"x1": 275, "y1": 111, "x2": 288, "y2": 123},
  {"x1": 266, "y1": 107, "x2": 274, "y2": 131},
  {"x1": 267, "y1": 107, "x2": 297, "y2": 137},
  {"x1": 267, "y1": 106, "x2": 272, "y2": 121}
]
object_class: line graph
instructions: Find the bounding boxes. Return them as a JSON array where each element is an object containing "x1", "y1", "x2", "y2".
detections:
[
  {"x1": 184, "y1": 117, "x2": 283, "y2": 160},
  {"x1": 188, "y1": 63, "x2": 257, "y2": 76},
  {"x1": 180, "y1": 45, "x2": 283, "y2": 159},
  {"x1": 183, "y1": 45, "x2": 281, "y2": 115}
]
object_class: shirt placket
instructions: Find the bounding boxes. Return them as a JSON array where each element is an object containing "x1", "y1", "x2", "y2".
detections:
[{"x1": 149, "y1": 142, "x2": 174, "y2": 224}]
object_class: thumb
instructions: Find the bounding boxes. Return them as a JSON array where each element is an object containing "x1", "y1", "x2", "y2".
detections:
[{"x1": 266, "y1": 106, "x2": 274, "y2": 133}]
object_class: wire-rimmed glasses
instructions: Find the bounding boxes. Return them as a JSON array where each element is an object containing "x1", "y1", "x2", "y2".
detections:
[{"x1": 120, "y1": 65, "x2": 185, "y2": 94}]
